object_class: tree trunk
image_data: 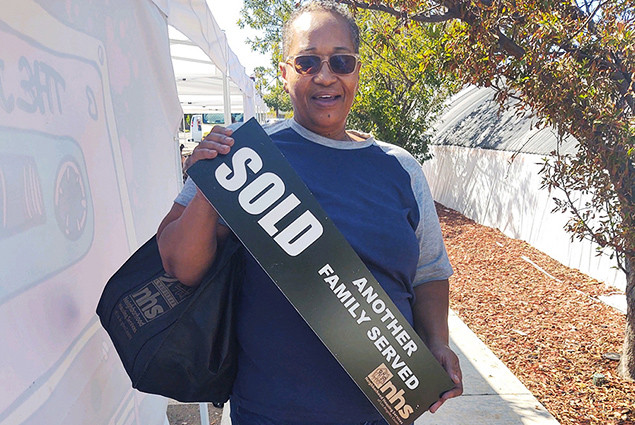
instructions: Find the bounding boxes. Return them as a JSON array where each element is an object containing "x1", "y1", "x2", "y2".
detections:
[{"x1": 618, "y1": 255, "x2": 635, "y2": 380}]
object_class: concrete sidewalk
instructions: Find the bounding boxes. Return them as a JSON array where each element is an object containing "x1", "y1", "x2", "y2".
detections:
[
  {"x1": 414, "y1": 310, "x2": 559, "y2": 424},
  {"x1": 170, "y1": 310, "x2": 560, "y2": 425}
]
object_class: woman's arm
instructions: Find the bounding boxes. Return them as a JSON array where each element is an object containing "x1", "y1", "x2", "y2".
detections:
[
  {"x1": 157, "y1": 192, "x2": 230, "y2": 286},
  {"x1": 156, "y1": 125, "x2": 234, "y2": 286},
  {"x1": 412, "y1": 279, "x2": 463, "y2": 413}
]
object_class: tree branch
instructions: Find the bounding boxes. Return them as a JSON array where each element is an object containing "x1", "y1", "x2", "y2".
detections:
[
  {"x1": 358, "y1": 14, "x2": 415, "y2": 88},
  {"x1": 552, "y1": 155, "x2": 629, "y2": 272},
  {"x1": 556, "y1": 41, "x2": 635, "y2": 115},
  {"x1": 338, "y1": 1, "x2": 526, "y2": 59},
  {"x1": 565, "y1": 0, "x2": 606, "y2": 42},
  {"x1": 610, "y1": 52, "x2": 635, "y2": 115},
  {"x1": 336, "y1": 0, "x2": 459, "y2": 23},
  {"x1": 495, "y1": 28, "x2": 525, "y2": 59},
  {"x1": 410, "y1": 11, "x2": 460, "y2": 23}
]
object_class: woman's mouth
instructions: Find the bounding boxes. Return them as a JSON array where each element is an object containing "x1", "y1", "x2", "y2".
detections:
[{"x1": 312, "y1": 94, "x2": 342, "y2": 106}]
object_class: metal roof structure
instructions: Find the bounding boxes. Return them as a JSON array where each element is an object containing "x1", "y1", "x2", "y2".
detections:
[{"x1": 431, "y1": 86, "x2": 579, "y2": 156}]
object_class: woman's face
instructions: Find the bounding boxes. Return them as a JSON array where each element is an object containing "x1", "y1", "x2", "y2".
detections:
[{"x1": 280, "y1": 11, "x2": 360, "y2": 140}]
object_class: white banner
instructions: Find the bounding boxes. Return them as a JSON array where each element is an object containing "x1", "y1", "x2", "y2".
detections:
[
  {"x1": 0, "y1": 0, "x2": 264, "y2": 422},
  {"x1": 0, "y1": 0, "x2": 183, "y2": 424}
]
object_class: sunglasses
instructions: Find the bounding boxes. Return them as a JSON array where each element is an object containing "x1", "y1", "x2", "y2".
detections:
[{"x1": 285, "y1": 54, "x2": 361, "y2": 75}]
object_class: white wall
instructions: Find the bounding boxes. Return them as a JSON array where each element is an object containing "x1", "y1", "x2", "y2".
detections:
[{"x1": 423, "y1": 145, "x2": 626, "y2": 291}]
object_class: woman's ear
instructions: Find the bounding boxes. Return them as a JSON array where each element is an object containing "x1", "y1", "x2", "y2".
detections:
[{"x1": 279, "y1": 62, "x2": 290, "y2": 93}]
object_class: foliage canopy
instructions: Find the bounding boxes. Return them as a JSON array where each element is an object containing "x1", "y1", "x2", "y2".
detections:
[{"x1": 348, "y1": 10, "x2": 458, "y2": 158}]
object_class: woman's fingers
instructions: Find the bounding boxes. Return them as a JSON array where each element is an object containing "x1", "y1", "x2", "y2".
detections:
[
  {"x1": 185, "y1": 126, "x2": 235, "y2": 171},
  {"x1": 205, "y1": 125, "x2": 234, "y2": 144},
  {"x1": 428, "y1": 399, "x2": 444, "y2": 414},
  {"x1": 198, "y1": 139, "x2": 233, "y2": 154},
  {"x1": 429, "y1": 379, "x2": 463, "y2": 413},
  {"x1": 427, "y1": 344, "x2": 463, "y2": 414}
]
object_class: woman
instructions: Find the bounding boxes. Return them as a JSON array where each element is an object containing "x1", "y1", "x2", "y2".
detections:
[{"x1": 157, "y1": 2, "x2": 462, "y2": 424}]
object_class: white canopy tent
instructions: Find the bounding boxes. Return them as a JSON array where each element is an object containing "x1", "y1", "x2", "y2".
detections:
[
  {"x1": 170, "y1": 26, "x2": 245, "y2": 115},
  {"x1": 161, "y1": 1, "x2": 267, "y2": 123}
]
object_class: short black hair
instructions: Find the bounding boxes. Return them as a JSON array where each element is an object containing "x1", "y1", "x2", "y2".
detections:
[{"x1": 282, "y1": 1, "x2": 360, "y2": 58}]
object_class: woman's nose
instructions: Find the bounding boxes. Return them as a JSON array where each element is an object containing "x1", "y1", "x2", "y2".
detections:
[{"x1": 313, "y1": 60, "x2": 337, "y2": 84}]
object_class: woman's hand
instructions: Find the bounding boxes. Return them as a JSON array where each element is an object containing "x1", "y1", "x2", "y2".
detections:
[
  {"x1": 427, "y1": 342, "x2": 463, "y2": 413},
  {"x1": 184, "y1": 125, "x2": 234, "y2": 172},
  {"x1": 412, "y1": 280, "x2": 463, "y2": 412}
]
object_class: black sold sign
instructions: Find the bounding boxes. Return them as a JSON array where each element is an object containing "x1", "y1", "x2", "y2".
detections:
[
  {"x1": 188, "y1": 118, "x2": 454, "y2": 425},
  {"x1": 215, "y1": 146, "x2": 323, "y2": 256}
]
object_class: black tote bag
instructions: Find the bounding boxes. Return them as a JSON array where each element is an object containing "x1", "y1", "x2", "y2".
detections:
[{"x1": 96, "y1": 234, "x2": 244, "y2": 403}]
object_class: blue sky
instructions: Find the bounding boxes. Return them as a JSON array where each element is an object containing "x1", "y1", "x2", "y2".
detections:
[{"x1": 206, "y1": 0, "x2": 271, "y2": 75}]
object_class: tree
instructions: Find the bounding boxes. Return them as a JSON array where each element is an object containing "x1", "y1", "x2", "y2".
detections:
[
  {"x1": 239, "y1": 0, "x2": 295, "y2": 118},
  {"x1": 239, "y1": 0, "x2": 457, "y2": 154},
  {"x1": 334, "y1": 0, "x2": 634, "y2": 379},
  {"x1": 238, "y1": 0, "x2": 294, "y2": 61},
  {"x1": 349, "y1": 11, "x2": 458, "y2": 157},
  {"x1": 253, "y1": 65, "x2": 293, "y2": 117},
  {"x1": 263, "y1": 82, "x2": 294, "y2": 117}
]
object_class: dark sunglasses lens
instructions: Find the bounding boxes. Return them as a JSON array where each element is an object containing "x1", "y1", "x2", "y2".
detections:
[
  {"x1": 294, "y1": 56, "x2": 322, "y2": 74},
  {"x1": 329, "y1": 55, "x2": 357, "y2": 74}
]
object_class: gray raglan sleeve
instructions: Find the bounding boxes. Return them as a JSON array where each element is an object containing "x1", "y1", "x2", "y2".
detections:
[
  {"x1": 376, "y1": 141, "x2": 454, "y2": 286},
  {"x1": 174, "y1": 177, "x2": 197, "y2": 207},
  {"x1": 382, "y1": 143, "x2": 453, "y2": 286},
  {"x1": 410, "y1": 164, "x2": 454, "y2": 286}
]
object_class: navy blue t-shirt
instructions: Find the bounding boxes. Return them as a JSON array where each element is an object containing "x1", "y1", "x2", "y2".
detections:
[{"x1": 175, "y1": 119, "x2": 453, "y2": 423}]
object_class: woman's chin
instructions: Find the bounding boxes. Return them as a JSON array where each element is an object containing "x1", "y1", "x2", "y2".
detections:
[{"x1": 305, "y1": 115, "x2": 342, "y2": 132}]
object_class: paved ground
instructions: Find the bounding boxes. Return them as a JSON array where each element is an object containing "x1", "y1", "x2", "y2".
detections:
[
  {"x1": 416, "y1": 311, "x2": 559, "y2": 425},
  {"x1": 167, "y1": 310, "x2": 561, "y2": 425},
  {"x1": 167, "y1": 400, "x2": 223, "y2": 425}
]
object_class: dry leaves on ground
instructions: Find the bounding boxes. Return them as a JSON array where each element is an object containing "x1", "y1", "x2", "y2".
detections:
[{"x1": 437, "y1": 204, "x2": 634, "y2": 425}]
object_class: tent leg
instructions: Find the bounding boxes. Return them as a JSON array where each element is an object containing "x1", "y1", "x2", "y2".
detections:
[
  {"x1": 223, "y1": 72, "x2": 231, "y2": 125},
  {"x1": 199, "y1": 403, "x2": 210, "y2": 425}
]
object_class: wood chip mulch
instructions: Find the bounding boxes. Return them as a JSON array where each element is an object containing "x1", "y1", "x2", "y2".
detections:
[{"x1": 437, "y1": 203, "x2": 635, "y2": 425}]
